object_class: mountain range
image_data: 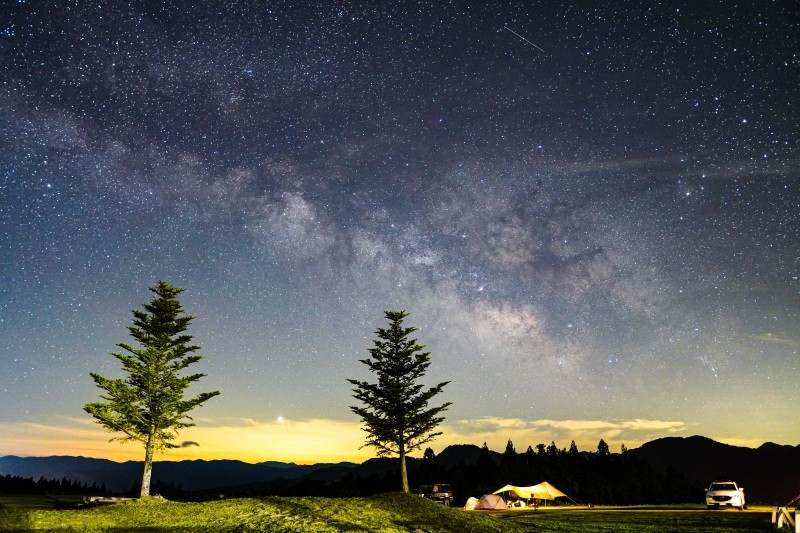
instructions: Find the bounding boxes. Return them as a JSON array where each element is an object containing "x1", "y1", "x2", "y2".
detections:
[
  {"x1": 630, "y1": 435, "x2": 800, "y2": 504},
  {"x1": 0, "y1": 444, "x2": 497, "y2": 494},
  {"x1": 2, "y1": 437, "x2": 798, "y2": 503}
]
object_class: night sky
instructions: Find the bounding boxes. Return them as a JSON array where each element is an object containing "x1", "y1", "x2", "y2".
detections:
[{"x1": 1, "y1": 1, "x2": 798, "y2": 464}]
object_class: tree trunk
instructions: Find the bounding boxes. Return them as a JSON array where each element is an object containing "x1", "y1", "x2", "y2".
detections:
[
  {"x1": 399, "y1": 445, "x2": 409, "y2": 493},
  {"x1": 140, "y1": 431, "x2": 156, "y2": 498}
]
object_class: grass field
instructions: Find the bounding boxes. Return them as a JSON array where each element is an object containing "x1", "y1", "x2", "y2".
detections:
[
  {"x1": 502, "y1": 506, "x2": 780, "y2": 532},
  {"x1": 0, "y1": 494, "x2": 787, "y2": 532}
]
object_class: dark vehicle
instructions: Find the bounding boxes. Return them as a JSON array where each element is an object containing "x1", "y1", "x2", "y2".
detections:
[{"x1": 413, "y1": 483, "x2": 453, "y2": 506}]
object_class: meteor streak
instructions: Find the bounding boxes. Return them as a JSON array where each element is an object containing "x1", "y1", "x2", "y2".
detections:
[{"x1": 503, "y1": 25, "x2": 546, "y2": 53}]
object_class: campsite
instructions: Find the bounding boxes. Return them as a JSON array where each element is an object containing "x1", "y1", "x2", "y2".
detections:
[
  {"x1": 0, "y1": 492, "x2": 783, "y2": 532},
  {"x1": 463, "y1": 481, "x2": 571, "y2": 510},
  {"x1": 459, "y1": 481, "x2": 783, "y2": 531}
]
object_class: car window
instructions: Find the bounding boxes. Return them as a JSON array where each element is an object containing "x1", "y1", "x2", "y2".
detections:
[{"x1": 709, "y1": 483, "x2": 736, "y2": 491}]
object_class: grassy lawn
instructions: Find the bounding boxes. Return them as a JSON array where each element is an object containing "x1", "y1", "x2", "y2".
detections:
[
  {"x1": 499, "y1": 506, "x2": 780, "y2": 532},
  {"x1": 0, "y1": 495, "x2": 87, "y2": 511},
  {"x1": 0, "y1": 494, "x2": 785, "y2": 532}
]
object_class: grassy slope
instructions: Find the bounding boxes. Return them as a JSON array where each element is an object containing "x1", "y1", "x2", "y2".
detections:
[
  {"x1": 0, "y1": 495, "x2": 783, "y2": 532},
  {"x1": 0, "y1": 493, "x2": 521, "y2": 532}
]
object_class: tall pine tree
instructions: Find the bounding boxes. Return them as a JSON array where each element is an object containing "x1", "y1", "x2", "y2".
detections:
[
  {"x1": 84, "y1": 281, "x2": 220, "y2": 497},
  {"x1": 348, "y1": 310, "x2": 451, "y2": 492}
]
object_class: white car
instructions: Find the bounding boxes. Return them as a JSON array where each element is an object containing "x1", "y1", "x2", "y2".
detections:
[{"x1": 705, "y1": 480, "x2": 746, "y2": 510}]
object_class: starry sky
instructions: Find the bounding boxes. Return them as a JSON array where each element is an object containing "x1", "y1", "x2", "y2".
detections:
[{"x1": 1, "y1": 1, "x2": 798, "y2": 464}]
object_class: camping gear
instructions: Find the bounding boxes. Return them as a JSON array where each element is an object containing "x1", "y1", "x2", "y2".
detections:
[{"x1": 463, "y1": 496, "x2": 479, "y2": 510}]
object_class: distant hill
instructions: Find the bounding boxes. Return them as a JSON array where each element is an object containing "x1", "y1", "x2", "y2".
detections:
[
  {"x1": 285, "y1": 444, "x2": 501, "y2": 485},
  {"x1": 629, "y1": 435, "x2": 800, "y2": 504},
  {"x1": 0, "y1": 446, "x2": 501, "y2": 494},
  {"x1": 435, "y1": 444, "x2": 502, "y2": 468},
  {"x1": 0, "y1": 456, "x2": 346, "y2": 493},
  {"x1": 3, "y1": 437, "x2": 797, "y2": 502}
]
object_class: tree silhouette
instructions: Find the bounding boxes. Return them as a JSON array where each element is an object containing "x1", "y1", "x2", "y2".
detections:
[
  {"x1": 597, "y1": 439, "x2": 611, "y2": 456},
  {"x1": 84, "y1": 281, "x2": 220, "y2": 497},
  {"x1": 348, "y1": 310, "x2": 451, "y2": 492}
]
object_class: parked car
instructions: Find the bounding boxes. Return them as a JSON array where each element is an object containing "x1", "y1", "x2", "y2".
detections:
[
  {"x1": 413, "y1": 483, "x2": 453, "y2": 506},
  {"x1": 705, "y1": 479, "x2": 746, "y2": 510}
]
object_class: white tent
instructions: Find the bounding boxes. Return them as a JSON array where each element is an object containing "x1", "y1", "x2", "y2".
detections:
[
  {"x1": 474, "y1": 493, "x2": 508, "y2": 510},
  {"x1": 463, "y1": 496, "x2": 479, "y2": 510}
]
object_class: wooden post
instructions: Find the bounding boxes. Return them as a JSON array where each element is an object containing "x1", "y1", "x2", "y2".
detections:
[
  {"x1": 774, "y1": 508, "x2": 779, "y2": 524},
  {"x1": 777, "y1": 507, "x2": 797, "y2": 529},
  {"x1": 784, "y1": 507, "x2": 796, "y2": 527}
]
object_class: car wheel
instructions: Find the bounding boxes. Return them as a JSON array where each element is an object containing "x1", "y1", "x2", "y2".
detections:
[{"x1": 444, "y1": 499, "x2": 450, "y2": 507}]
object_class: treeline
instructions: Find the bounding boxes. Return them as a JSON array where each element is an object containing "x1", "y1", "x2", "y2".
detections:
[
  {"x1": 426, "y1": 439, "x2": 703, "y2": 506},
  {"x1": 221, "y1": 439, "x2": 701, "y2": 506},
  {"x1": 2, "y1": 440, "x2": 701, "y2": 505},
  {"x1": 0, "y1": 474, "x2": 110, "y2": 496}
]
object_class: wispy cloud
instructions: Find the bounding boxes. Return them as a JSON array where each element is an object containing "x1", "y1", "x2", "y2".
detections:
[
  {"x1": 546, "y1": 155, "x2": 686, "y2": 176},
  {"x1": 0, "y1": 417, "x2": 369, "y2": 463},
  {"x1": 711, "y1": 436, "x2": 769, "y2": 448},
  {"x1": 438, "y1": 417, "x2": 688, "y2": 452},
  {"x1": 532, "y1": 419, "x2": 686, "y2": 432},
  {"x1": 0, "y1": 415, "x2": 694, "y2": 463},
  {"x1": 750, "y1": 333, "x2": 800, "y2": 348}
]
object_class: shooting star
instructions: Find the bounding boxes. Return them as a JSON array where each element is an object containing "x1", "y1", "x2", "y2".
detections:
[{"x1": 503, "y1": 25, "x2": 546, "y2": 53}]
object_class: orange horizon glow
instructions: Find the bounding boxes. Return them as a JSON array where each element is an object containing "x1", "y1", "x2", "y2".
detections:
[{"x1": 0, "y1": 416, "x2": 784, "y2": 464}]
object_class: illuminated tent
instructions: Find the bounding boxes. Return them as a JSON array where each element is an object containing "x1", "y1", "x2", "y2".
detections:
[
  {"x1": 493, "y1": 484, "x2": 524, "y2": 499},
  {"x1": 474, "y1": 493, "x2": 508, "y2": 510},
  {"x1": 493, "y1": 481, "x2": 568, "y2": 501},
  {"x1": 530, "y1": 481, "x2": 567, "y2": 500},
  {"x1": 463, "y1": 496, "x2": 479, "y2": 510}
]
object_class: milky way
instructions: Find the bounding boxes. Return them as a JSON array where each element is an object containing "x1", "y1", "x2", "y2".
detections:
[{"x1": 1, "y1": 1, "x2": 798, "y2": 460}]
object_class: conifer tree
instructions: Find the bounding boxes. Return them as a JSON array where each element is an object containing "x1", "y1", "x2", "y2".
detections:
[
  {"x1": 597, "y1": 439, "x2": 611, "y2": 456},
  {"x1": 418, "y1": 447, "x2": 443, "y2": 483},
  {"x1": 84, "y1": 281, "x2": 220, "y2": 497},
  {"x1": 348, "y1": 310, "x2": 451, "y2": 492},
  {"x1": 500, "y1": 439, "x2": 519, "y2": 483},
  {"x1": 568, "y1": 440, "x2": 579, "y2": 455}
]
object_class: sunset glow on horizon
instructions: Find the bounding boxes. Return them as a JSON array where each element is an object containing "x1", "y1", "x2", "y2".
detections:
[{"x1": 0, "y1": 414, "x2": 780, "y2": 465}]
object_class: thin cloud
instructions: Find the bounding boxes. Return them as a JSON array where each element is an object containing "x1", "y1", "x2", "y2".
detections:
[
  {"x1": 712, "y1": 436, "x2": 769, "y2": 448},
  {"x1": 750, "y1": 333, "x2": 800, "y2": 348},
  {"x1": 532, "y1": 419, "x2": 686, "y2": 432},
  {"x1": 438, "y1": 417, "x2": 689, "y2": 452},
  {"x1": 0, "y1": 416, "x2": 771, "y2": 463},
  {"x1": 546, "y1": 155, "x2": 685, "y2": 176},
  {"x1": 0, "y1": 417, "x2": 369, "y2": 464}
]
